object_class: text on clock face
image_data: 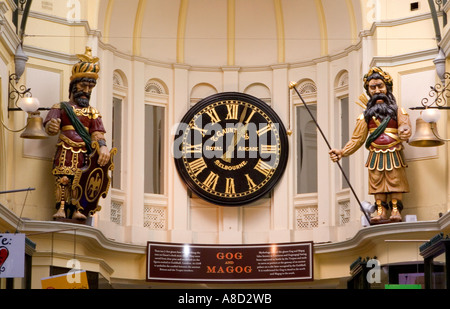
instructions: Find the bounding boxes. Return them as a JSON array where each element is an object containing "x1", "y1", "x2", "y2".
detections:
[{"x1": 173, "y1": 101, "x2": 282, "y2": 161}]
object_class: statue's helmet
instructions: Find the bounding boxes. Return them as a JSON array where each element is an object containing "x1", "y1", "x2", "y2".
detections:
[{"x1": 71, "y1": 46, "x2": 100, "y2": 81}]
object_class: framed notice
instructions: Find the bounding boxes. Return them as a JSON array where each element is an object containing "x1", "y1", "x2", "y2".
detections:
[
  {"x1": 0, "y1": 233, "x2": 25, "y2": 278},
  {"x1": 146, "y1": 242, "x2": 313, "y2": 283}
]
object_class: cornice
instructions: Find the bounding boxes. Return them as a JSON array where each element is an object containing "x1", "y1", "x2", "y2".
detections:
[
  {"x1": 370, "y1": 48, "x2": 439, "y2": 68},
  {"x1": 18, "y1": 219, "x2": 146, "y2": 255},
  {"x1": 315, "y1": 211, "x2": 450, "y2": 255},
  {"x1": 0, "y1": 202, "x2": 20, "y2": 232},
  {"x1": 360, "y1": 12, "x2": 441, "y2": 39},
  {"x1": 27, "y1": 11, "x2": 101, "y2": 38},
  {"x1": 23, "y1": 45, "x2": 78, "y2": 65}
]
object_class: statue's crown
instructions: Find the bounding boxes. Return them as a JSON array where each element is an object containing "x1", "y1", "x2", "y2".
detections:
[{"x1": 71, "y1": 47, "x2": 100, "y2": 81}]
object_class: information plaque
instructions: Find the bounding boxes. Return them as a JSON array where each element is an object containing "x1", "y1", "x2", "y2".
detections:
[{"x1": 146, "y1": 242, "x2": 313, "y2": 283}]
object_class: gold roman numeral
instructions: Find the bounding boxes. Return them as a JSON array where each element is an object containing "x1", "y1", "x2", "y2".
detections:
[
  {"x1": 184, "y1": 143, "x2": 202, "y2": 153},
  {"x1": 203, "y1": 172, "x2": 219, "y2": 190},
  {"x1": 190, "y1": 124, "x2": 207, "y2": 137},
  {"x1": 206, "y1": 108, "x2": 221, "y2": 124},
  {"x1": 225, "y1": 178, "x2": 236, "y2": 194},
  {"x1": 254, "y1": 159, "x2": 273, "y2": 177},
  {"x1": 188, "y1": 158, "x2": 207, "y2": 176},
  {"x1": 257, "y1": 124, "x2": 272, "y2": 136},
  {"x1": 260, "y1": 144, "x2": 277, "y2": 154},
  {"x1": 226, "y1": 104, "x2": 239, "y2": 120},
  {"x1": 245, "y1": 174, "x2": 257, "y2": 189},
  {"x1": 244, "y1": 110, "x2": 256, "y2": 124}
]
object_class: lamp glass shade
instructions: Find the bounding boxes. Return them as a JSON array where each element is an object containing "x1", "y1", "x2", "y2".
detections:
[
  {"x1": 18, "y1": 97, "x2": 40, "y2": 113},
  {"x1": 421, "y1": 109, "x2": 441, "y2": 123}
]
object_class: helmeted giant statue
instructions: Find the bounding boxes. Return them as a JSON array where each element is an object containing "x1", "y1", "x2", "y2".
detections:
[
  {"x1": 44, "y1": 47, "x2": 115, "y2": 222},
  {"x1": 329, "y1": 67, "x2": 411, "y2": 224}
]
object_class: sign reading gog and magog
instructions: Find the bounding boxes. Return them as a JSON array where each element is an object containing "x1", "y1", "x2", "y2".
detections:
[{"x1": 146, "y1": 242, "x2": 313, "y2": 283}]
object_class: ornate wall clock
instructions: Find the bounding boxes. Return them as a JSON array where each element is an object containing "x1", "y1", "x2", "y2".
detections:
[{"x1": 174, "y1": 92, "x2": 289, "y2": 206}]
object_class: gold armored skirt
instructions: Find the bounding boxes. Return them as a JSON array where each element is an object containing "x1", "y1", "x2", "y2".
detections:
[
  {"x1": 52, "y1": 139, "x2": 87, "y2": 176},
  {"x1": 365, "y1": 148, "x2": 409, "y2": 194}
]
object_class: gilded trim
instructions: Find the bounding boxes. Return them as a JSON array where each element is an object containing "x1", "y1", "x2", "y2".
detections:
[
  {"x1": 314, "y1": 0, "x2": 328, "y2": 56},
  {"x1": 103, "y1": 0, "x2": 115, "y2": 44},
  {"x1": 273, "y1": 0, "x2": 285, "y2": 63},
  {"x1": 177, "y1": 0, "x2": 189, "y2": 63},
  {"x1": 62, "y1": 125, "x2": 89, "y2": 132},
  {"x1": 227, "y1": 0, "x2": 235, "y2": 66},
  {"x1": 345, "y1": 0, "x2": 358, "y2": 44},
  {"x1": 133, "y1": 0, "x2": 147, "y2": 56},
  {"x1": 58, "y1": 135, "x2": 87, "y2": 149}
]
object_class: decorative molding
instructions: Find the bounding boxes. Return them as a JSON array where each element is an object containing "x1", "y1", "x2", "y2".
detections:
[
  {"x1": 113, "y1": 71, "x2": 124, "y2": 87},
  {"x1": 370, "y1": 48, "x2": 439, "y2": 68},
  {"x1": 336, "y1": 71, "x2": 349, "y2": 88},
  {"x1": 360, "y1": 12, "x2": 442, "y2": 39},
  {"x1": 315, "y1": 211, "x2": 450, "y2": 254},
  {"x1": 23, "y1": 45, "x2": 78, "y2": 65},
  {"x1": 297, "y1": 80, "x2": 317, "y2": 95},
  {"x1": 145, "y1": 79, "x2": 168, "y2": 95},
  {"x1": 27, "y1": 11, "x2": 101, "y2": 38},
  {"x1": 20, "y1": 219, "x2": 146, "y2": 255}
]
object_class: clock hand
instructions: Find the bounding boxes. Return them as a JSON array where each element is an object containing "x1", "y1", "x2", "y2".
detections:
[
  {"x1": 222, "y1": 124, "x2": 249, "y2": 163},
  {"x1": 222, "y1": 106, "x2": 248, "y2": 162},
  {"x1": 238, "y1": 106, "x2": 248, "y2": 124}
]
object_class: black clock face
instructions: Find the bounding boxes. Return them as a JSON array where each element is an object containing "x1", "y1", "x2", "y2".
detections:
[{"x1": 174, "y1": 92, "x2": 289, "y2": 206}]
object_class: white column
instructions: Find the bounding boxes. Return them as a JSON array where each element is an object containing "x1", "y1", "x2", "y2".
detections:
[
  {"x1": 169, "y1": 64, "x2": 192, "y2": 243},
  {"x1": 315, "y1": 60, "x2": 332, "y2": 241},
  {"x1": 270, "y1": 64, "x2": 292, "y2": 242},
  {"x1": 125, "y1": 59, "x2": 146, "y2": 243}
]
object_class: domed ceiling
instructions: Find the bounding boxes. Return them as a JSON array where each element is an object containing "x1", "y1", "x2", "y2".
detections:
[{"x1": 97, "y1": 0, "x2": 363, "y2": 67}]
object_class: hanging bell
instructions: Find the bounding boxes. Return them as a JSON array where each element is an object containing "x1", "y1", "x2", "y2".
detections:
[
  {"x1": 20, "y1": 112, "x2": 48, "y2": 139},
  {"x1": 408, "y1": 116, "x2": 444, "y2": 147}
]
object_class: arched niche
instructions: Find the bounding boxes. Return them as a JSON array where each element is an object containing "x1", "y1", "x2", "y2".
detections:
[
  {"x1": 243, "y1": 82, "x2": 271, "y2": 105},
  {"x1": 190, "y1": 83, "x2": 218, "y2": 105}
]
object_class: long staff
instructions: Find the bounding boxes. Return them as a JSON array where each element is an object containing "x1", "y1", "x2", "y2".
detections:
[{"x1": 289, "y1": 82, "x2": 372, "y2": 225}]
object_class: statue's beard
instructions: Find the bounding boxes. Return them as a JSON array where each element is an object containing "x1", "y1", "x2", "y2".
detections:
[
  {"x1": 73, "y1": 91, "x2": 91, "y2": 107},
  {"x1": 364, "y1": 93, "x2": 398, "y2": 123}
]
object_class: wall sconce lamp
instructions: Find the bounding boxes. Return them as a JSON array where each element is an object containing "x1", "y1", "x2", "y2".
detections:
[
  {"x1": 1, "y1": 43, "x2": 49, "y2": 139},
  {"x1": 409, "y1": 72, "x2": 450, "y2": 147}
]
